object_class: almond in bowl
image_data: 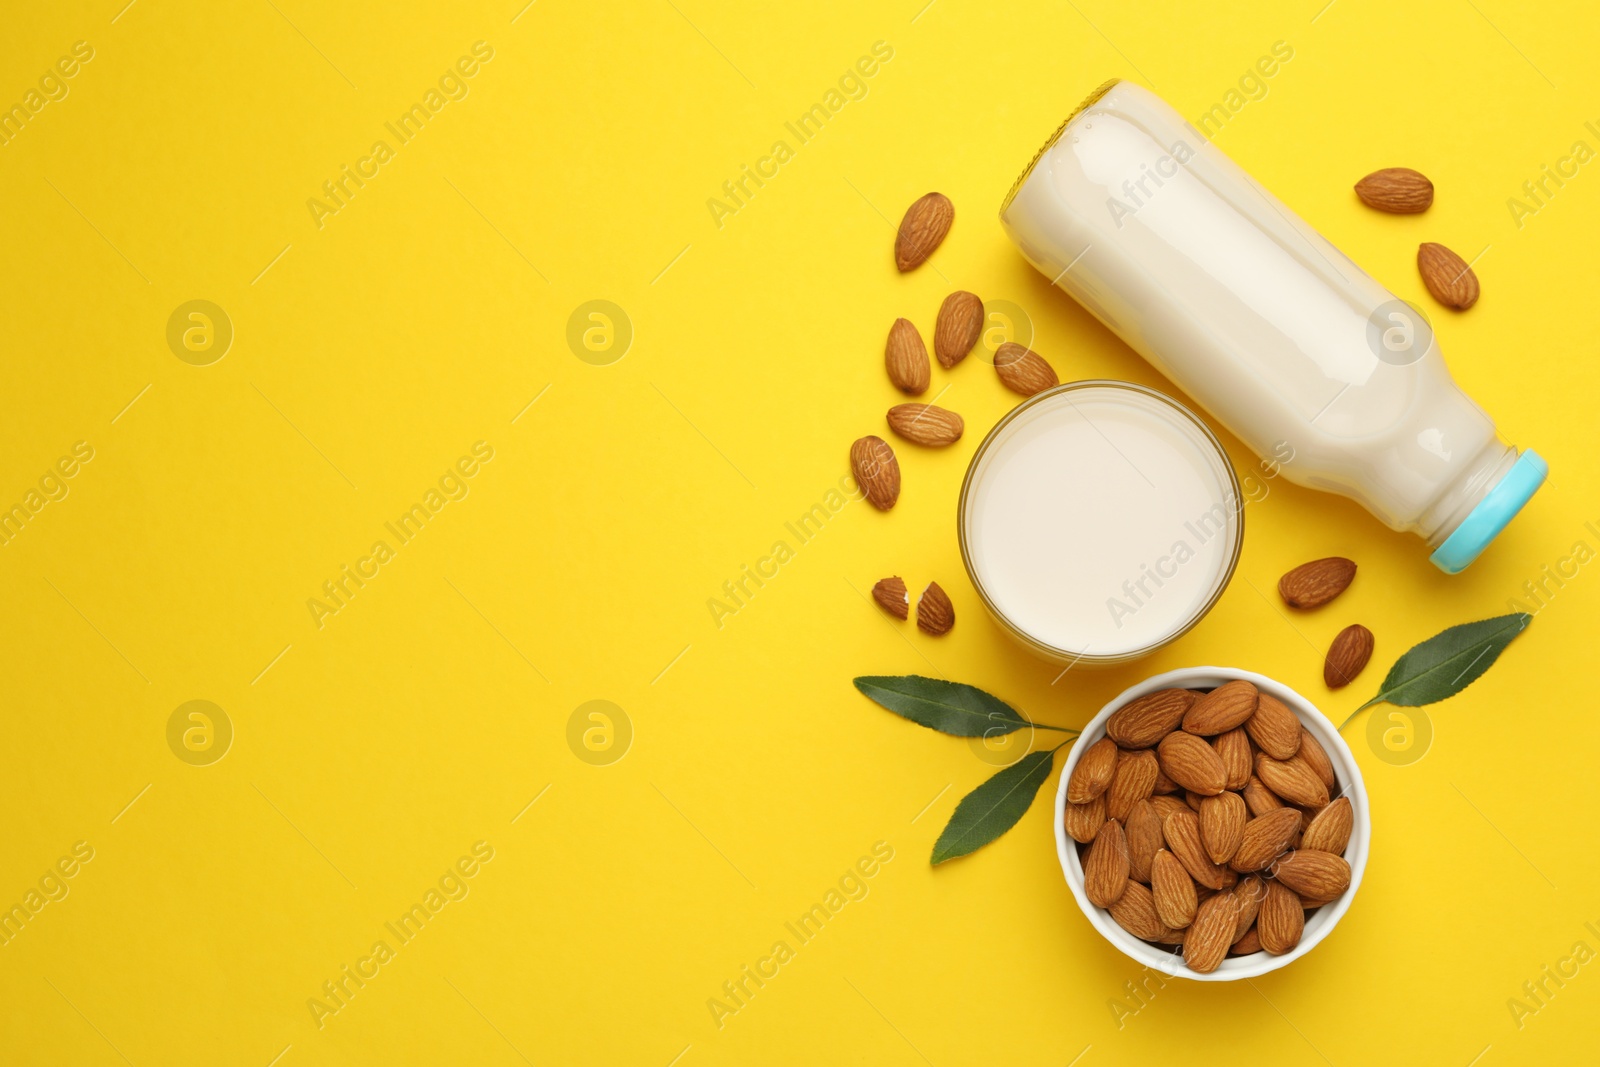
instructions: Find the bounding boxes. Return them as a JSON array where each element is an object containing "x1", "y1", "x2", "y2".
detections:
[{"x1": 1054, "y1": 668, "x2": 1369, "y2": 980}]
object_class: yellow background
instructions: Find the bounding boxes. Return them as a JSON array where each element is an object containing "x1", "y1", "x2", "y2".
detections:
[{"x1": 2, "y1": 0, "x2": 1597, "y2": 1063}]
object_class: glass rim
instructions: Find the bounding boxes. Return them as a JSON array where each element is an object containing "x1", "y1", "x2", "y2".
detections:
[{"x1": 956, "y1": 379, "x2": 1244, "y2": 666}]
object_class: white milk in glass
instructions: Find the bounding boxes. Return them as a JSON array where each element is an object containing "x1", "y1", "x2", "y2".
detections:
[{"x1": 960, "y1": 383, "x2": 1240, "y2": 664}]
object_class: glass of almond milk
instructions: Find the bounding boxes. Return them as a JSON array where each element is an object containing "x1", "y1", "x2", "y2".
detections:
[{"x1": 959, "y1": 381, "x2": 1242, "y2": 665}]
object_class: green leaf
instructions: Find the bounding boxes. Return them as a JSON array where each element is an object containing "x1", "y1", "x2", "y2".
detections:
[
  {"x1": 1342, "y1": 613, "x2": 1531, "y2": 728},
  {"x1": 931, "y1": 749, "x2": 1059, "y2": 865},
  {"x1": 853, "y1": 675, "x2": 1041, "y2": 737}
]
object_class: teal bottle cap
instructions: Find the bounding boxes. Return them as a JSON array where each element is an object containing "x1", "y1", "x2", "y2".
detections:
[{"x1": 1429, "y1": 450, "x2": 1548, "y2": 574}]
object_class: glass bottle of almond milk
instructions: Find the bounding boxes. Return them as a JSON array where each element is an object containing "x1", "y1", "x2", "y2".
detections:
[{"x1": 1000, "y1": 80, "x2": 1546, "y2": 572}]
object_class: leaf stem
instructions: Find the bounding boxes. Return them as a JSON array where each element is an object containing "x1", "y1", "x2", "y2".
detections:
[
  {"x1": 1028, "y1": 721, "x2": 1079, "y2": 734},
  {"x1": 1338, "y1": 695, "x2": 1387, "y2": 732}
]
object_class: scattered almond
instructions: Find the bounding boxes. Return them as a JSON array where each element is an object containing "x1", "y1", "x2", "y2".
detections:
[
  {"x1": 1278, "y1": 557, "x2": 1356, "y2": 608},
  {"x1": 1157, "y1": 731, "x2": 1226, "y2": 796},
  {"x1": 934, "y1": 291, "x2": 983, "y2": 368},
  {"x1": 1354, "y1": 167, "x2": 1434, "y2": 214},
  {"x1": 850, "y1": 436, "x2": 901, "y2": 510},
  {"x1": 993, "y1": 341, "x2": 1059, "y2": 396},
  {"x1": 1107, "y1": 689, "x2": 1195, "y2": 749},
  {"x1": 886, "y1": 403, "x2": 963, "y2": 447},
  {"x1": 1067, "y1": 736, "x2": 1118, "y2": 805},
  {"x1": 1324, "y1": 624, "x2": 1374, "y2": 688},
  {"x1": 870, "y1": 576, "x2": 908, "y2": 619},
  {"x1": 885, "y1": 318, "x2": 930, "y2": 394},
  {"x1": 1257, "y1": 881, "x2": 1305, "y2": 955},
  {"x1": 895, "y1": 192, "x2": 954, "y2": 271},
  {"x1": 916, "y1": 581, "x2": 954, "y2": 636},
  {"x1": 1418, "y1": 241, "x2": 1480, "y2": 310},
  {"x1": 1183, "y1": 680, "x2": 1259, "y2": 736},
  {"x1": 1083, "y1": 818, "x2": 1130, "y2": 908}
]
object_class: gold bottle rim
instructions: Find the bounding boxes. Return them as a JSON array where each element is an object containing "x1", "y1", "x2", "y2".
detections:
[
  {"x1": 956, "y1": 380, "x2": 1244, "y2": 667},
  {"x1": 999, "y1": 77, "x2": 1122, "y2": 219}
]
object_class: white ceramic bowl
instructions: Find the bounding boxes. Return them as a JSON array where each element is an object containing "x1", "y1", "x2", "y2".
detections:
[{"x1": 1054, "y1": 666, "x2": 1370, "y2": 980}]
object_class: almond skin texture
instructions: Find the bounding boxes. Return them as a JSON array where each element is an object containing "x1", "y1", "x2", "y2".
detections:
[
  {"x1": 1108, "y1": 879, "x2": 1173, "y2": 942},
  {"x1": 1278, "y1": 557, "x2": 1356, "y2": 609},
  {"x1": 1183, "y1": 679, "x2": 1260, "y2": 735},
  {"x1": 885, "y1": 318, "x2": 930, "y2": 395},
  {"x1": 1067, "y1": 736, "x2": 1119, "y2": 804},
  {"x1": 1232, "y1": 874, "x2": 1267, "y2": 939},
  {"x1": 850, "y1": 436, "x2": 900, "y2": 510},
  {"x1": 1255, "y1": 753, "x2": 1330, "y2": 810},
  {"x1": 1270, "y1": 849, "x2": 1351, "y2": 901},
  {"x1": 1084, "y1": 819, "x2": 1130, "y2": 908},
  {"x1": 1354, "y1": 167, "x2": 1434, "y2": 213},
  {"x1": 1163, "y1": 809, "x2": 1230, "y2": 890},
  {"x1": 1157, "y1": 732, "x2": 1226, "y2": 796},
  {"x1": 886, "y1": 403, "x2": 963, "y2": 447},
  {"x1": 1125, "y1": 799, "x2": 1164, "y2": 884},
  {"x1": 1297, "y1": 729, "x2": 1337, "y2": 790},
  {"x1": 916, "y1": 582, "x2": 954, "y2": 636},
  {"x1": 1324, "y1": 624, "x2": 1375, "y2": 688},
  {"x1": 1257, "y1": 881, "x2": 1305, "y2": 955},
  {"x1": 1230, "y1": 927, "x2": 1261, "y2": 955},
  {"x1": 895, "y1": 192, "x2": 953, "y2": 272},
  {"x1": 1215, "y1": 728, "x2": 1252, "y2": 791},
  {"x1": 1230, "y1": 808, "x2": 1302, "y2": 872},
  {"x1": 1151, "y1": 768, "x2": 1181, "y2": 795},
  {"x1": 1199, "y1": 792, "x2": 1248, "y2": 865},
  {"x1": 1149, "y1": 794, "x2": 1190, "y2": 822},
  {"x1": 1150, "y1": 849, "x2": 1197, "y2": 929},
  {"x1": 1242, "y1": 775, "x2": 1284, "y2": 817},
  {"x1": 993, "y1": 342, "x2": 1059, "y2": 396},
  {"x1": 1301, "y1": 797, "x2": 1353, "y2": 855},
  {"x1": 1106, "y1": 689, "x2": 1194, "y2": 748},
  {"x1": 934, "y1": 291, "x2": 983, "y2": 368},
  {"x1": 1418, "y1": 242, "x2": 1480, "y2": 310},
  {"x1": 1184, "y1": 891, "x2": 1239, "y2": 974},
  {"x1": 1106, "y1": 749, "x2": 1159, "y2": 822},
  {"x1": 871, "y1": 576, "x2": 908, "y2": 619},
  {"x1": 1062, "y1": 793, "x2": 1107, "y2": 844},
  {"x1": 1245, "y1": 692, "x2": 1302, "y2": 760}
]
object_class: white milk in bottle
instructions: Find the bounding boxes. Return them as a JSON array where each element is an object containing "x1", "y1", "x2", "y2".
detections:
[{"x1": 1000, "y1": 80, "x2": 1545, "y2": 573}]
